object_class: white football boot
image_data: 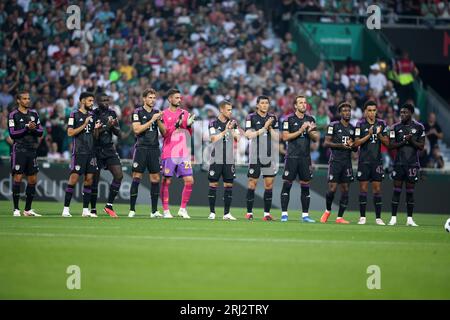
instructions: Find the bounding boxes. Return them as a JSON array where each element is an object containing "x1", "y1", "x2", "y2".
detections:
[
  {"x1": 150, "y1": 211, "x2": 163, "y2": 218},
  {"x1": 23, "y1": 209, "x2": 41, "y2": 217},
  {"x1": 177, "y1": 208, "x2": 191, "y2": 219},
  {"x1": 223, "y1": 213, "x2": 237, "y2": 221}
]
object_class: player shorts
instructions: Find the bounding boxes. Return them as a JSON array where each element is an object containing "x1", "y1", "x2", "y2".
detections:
[
  {"x1": 95, "y1": 146, "x2": 121, "y2": 170},
  {"x1": 11, "y1": 150, "x2": 39, "y2": 176},
  {"x1": 161, "y1": 157, "x2": 193, "y2": 177},
  {"x1": 70, "y1": 154, "x2": 98, "y2": 175},
  {"x1": 247, "y1": 162, "x2": 278, "y2": 178},
  {"x1": 357, "y1": 162, "x2": 385, "y2": 182},
  {"x1": 328, "y1": 161, "x2": 354, "y2": 184},
  {"x1": 391, "y1": 164, "x2": 420, "y2": 184},
  {"x1": 208, "y1": 163, "x2": 236, "y2": 183},
  {"x1": 283, "y1": 157, "x2": 313, "y2": 182},
  {"x1": 132, "y1": 147, "x2": 160, "y2": 174}
]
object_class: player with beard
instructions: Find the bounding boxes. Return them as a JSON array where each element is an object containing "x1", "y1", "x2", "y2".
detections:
[
  {"x1": 128, "y1": 88, "x2": 165, "y2": 218},
  {"x1": 159, "y1": 88, "x2": 196, "y2": 219},
  {"x1": 8, "y1": 91, "x2": 43, "y2": 216},
  {"x1": 89, "y1": 93, "x2": 123, "y2": 218},
  {"x1": 280, "y1": 95, "x2": 319, "y2": 222},
  {"x1": 62, "y1": 92, "x2": 101, "y2": 217}
]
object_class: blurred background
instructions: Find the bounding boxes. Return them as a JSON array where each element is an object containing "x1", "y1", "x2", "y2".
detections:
[{"x1": 0, "y1": 0, "x2": 449, "y2": 172}]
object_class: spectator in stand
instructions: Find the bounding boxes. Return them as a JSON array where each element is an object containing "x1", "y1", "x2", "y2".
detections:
[{"x1": 368, "y1": 63, "x2": 387, "y2": 97}]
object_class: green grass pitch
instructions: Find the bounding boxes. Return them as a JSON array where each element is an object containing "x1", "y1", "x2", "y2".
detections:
[{"x1": 0, "y1": 201, "x2": 449, "y2": 299}]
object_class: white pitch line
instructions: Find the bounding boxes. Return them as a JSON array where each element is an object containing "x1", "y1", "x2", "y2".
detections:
[{"x1": 0, "y1": 231, "x2": 449, "y2": 247}]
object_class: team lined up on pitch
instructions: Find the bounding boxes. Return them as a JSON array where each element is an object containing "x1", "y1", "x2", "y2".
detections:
[{"x1": 8, "y1": 89, "x2": 424, "y2": 226}]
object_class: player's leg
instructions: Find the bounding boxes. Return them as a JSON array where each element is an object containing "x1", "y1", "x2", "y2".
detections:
[
  {"x1": 262, "y1": 176, "x2": 275, "y2": 221},
  {"x1": 336, "y1": 183, "x2": 350, "y2": 224},
  {"x1": 178, "y1": 175, "x2": 194, "y2": 219},
  {"x1": 129, "y1": 148, "x2": 146, "y2": 217},
  {"x1": 358, "y1": 181, "x2": 369, "y2": 224},
  {"x1": 81, "y1": 173, "x2": 94, "y2": 217},
  {"x1": 90, "y1": 169, "x2": 100, "y2": 216},
  {"x1": 176, "y1": 159, "x2": 194, "y2": 219},
  {"x1": 207, "y1": 164, "x2": 220, "y2": 219},
  {"x1": 299, "y1": 180, "x2": 314, "y2": 223},
  {"x1": 246, "y1": 164, "x2": 260, "y2": 219},
  {"x1": 372, "y1": 181, "x2": 385, "y2": 225},
  {"x1": 22, "y1": 155, "x2": 40, "y2": 216},
  {"x1": 104, "y1": 164, "x2": 123, "y2": 216},
  {"x1": 389, "y1": 178, "x2": 403, "y2": 226},
  {"x1": 11, "y1": 173, "x2": 22, "y2": 216},
  {"x1": 62, "y1": 172, "x2": 80, "y2": 217},
  {"x1": 322, "y1": 162, "x2": 339, "y2": 223},
  {"x1": 405, "y1": 181, "x2": 418, "y2": 227},
  {"x1": 222, "y1": 181, "x2": 236, "y2": 220},
  {"x1": 23, "y1": 174, "x2": 40, "y2": 216},
  {"x1": 160, "y1": 158, "x2": 176, "y2": 217},
  {"x1": 149, "y1": 173, "x2": 161, "y2": 217},
  {"x1": 129, "y1": 172, "x2": 142, "y2": 217},
  {"x1": 280, "y1": 159, "x2": 296, "y2": 221},
  {"x1": 148, "y1": 149, "x2": 161, "y2": 218}
]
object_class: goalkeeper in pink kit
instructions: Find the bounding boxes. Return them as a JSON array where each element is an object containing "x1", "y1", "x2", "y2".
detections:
[{"x1": 160, "y1": 88, "x2": 195, "y2": 219}]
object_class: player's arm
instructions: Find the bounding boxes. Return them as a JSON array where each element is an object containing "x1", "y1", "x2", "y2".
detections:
[
  {"x1": 308, "y1": 122, "x2": 320, "y2": 142},
  {"x1": 408, "y1": 128, "x2": 425, "y2": 151},
  {"x1": 29, "y1": 114, "x2": 44, "y2": 137},
  {"x1": 132, "y1": 112, "x2": 160, "y2": 135},
  {"x1": 156, "y1": 118, "x2": 166, "y2": 136},
  {"x1": 67, "y1": 115, "x2": 91, "y2": 137},
  {"x1": 387, "y1": 129, "x2": 407, "y2": 150},
  {"x1": 210, "y1": 126, "x2": 228, "y2": 143},
  {"x1": 282, "y1": 121, "x2": 306, "y2": 141},
  {"x1": 108, "y1": 112, "x2": 121, "y2": 137},
  {"x1": 378, "y1": 125, "x2": 390, "y2": 147},
  {"x1": 8, "y1": 114, "x2": 27, "y2": 139},
  {"x1": 353, "y1": 125, "x2": 373, "y2": 147}
]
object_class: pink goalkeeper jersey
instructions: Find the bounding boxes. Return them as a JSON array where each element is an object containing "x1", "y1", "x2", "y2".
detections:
[{"x1": 161, "y1": 108, "x2": 192, "y2": 160}]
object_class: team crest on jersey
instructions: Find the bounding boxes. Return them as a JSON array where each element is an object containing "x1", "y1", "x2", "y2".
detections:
[
  {"x1": 165, "y1": 168, "x2": 170, "y2": 174},
  {"x1": 133, "y1": 162, "x2": 138, "y2": 168},
  {"x1": 392, "y1": 171, "x2": 396, "y2": 176},
  {"x1": 249, "y1": 168, "x2": 254, "y2": 174},
  {"x1": 349, "y1": 130, "x2": 354, "y2": 135},
  {"x1": 357, "y1": 171, "x2": 362, "y2": 177},
  {"x1": 411, "y1": 128, "x2": 417, "y2": 134},
  {"x1": 329, "y1": 174, "x2": 334, "y2": 180},
  {"x1": 284, "y1": 171, "x2": 289, "y2": 176},
  {"x1": 75, "y1": 165, "x2": 81, "y2": 171},
  {"x1": 15, "y1": 165, "x2": 20, "y2": 170},
  {"x1": 30, "y1": 116, "x2": 35, "y2": 122},
  {"x1": 209, "y1": 170, "x2": 215, "y2": 176}
]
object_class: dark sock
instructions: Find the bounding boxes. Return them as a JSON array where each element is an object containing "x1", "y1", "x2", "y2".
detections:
[
  {"x1": 391, "y1": 187, "x2": 402, "y2": 217},
  {"x1": 326, "y1": 191, "x2": 335, "y2": 211},
  {"x1": 90, "y1": 184, "x2": 98, "y2": 211},
  {"x1": 338, "y1": 192, "x2": 349, "y2": 218},
  {"x1": 224, "y1": 187, "x2": 233, "y2": 215},
  {"x1": 24, "y1": 183, "x2": 36, "y2": 211},
  {"x1": 150, "y1": 182, "x2": 159, "y2": 213},
  {"x1": 64, "y1": 184, "x2": 75, "y2": 207},
  {"x1": 107, "y1": 180, "x2": 121, "y2": 206},
  {"x1": 246, "y1": 188, "x2": 255, "y2": 213},
  {"x1": 406, "y1": 188, "x2": 414, "y2": 217},
  {"x1": 82, "y1": 186, "x2": 91, "y2": 209},
  {"x1": 208, "y1": 186, "x2": 217, "y2": 213},
  {"x1": 280, "y1": 181, "x2": 292, "y2": 212},
  {"x1": 130, "y1": 178, "x2": 140, "y2": 212},
  {"x1": 374, "y1": 193, "x2": 382, "y2": 219},
  {"x1": 12, "y1": 181, "x2": 21, "y2": 210},
  {"x1": 264, "y1": 189, "x2": 273, "y2": 213},
  {"x1": 300, "y1": 183, "x2": 310, "y2": 213},
  {"x1": 359, "y1": 192, "x2": 368, "y2": 217}
]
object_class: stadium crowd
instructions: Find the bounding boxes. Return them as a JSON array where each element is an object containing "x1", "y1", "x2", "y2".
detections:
[{"x1": 0, "y1": 0, "x2": 445, "y2": 169}]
